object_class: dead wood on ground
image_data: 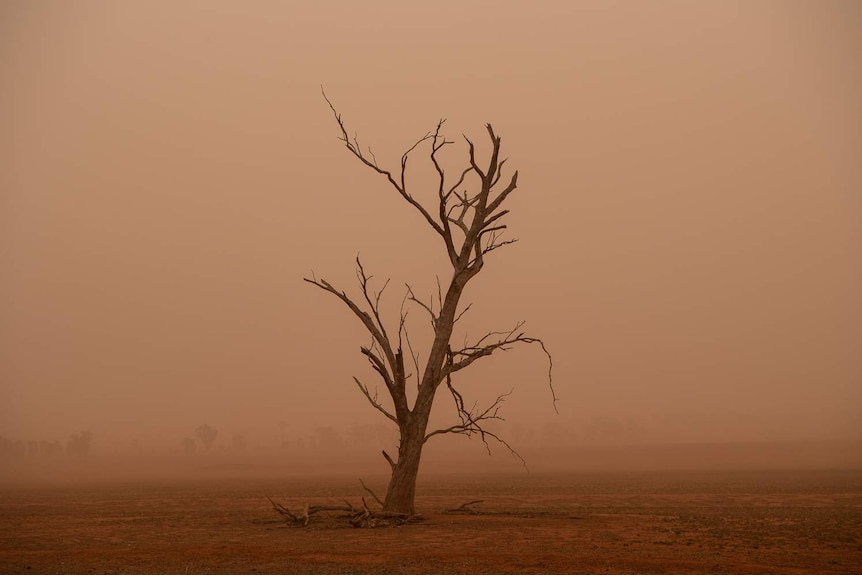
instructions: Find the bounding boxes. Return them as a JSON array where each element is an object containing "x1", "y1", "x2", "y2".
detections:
[
  {"x1": 445, "y1": 500, "x2": 485, "y2": 514},
  {"x1": 267, "y1": 492, "x2": 422, "y2": 528}
]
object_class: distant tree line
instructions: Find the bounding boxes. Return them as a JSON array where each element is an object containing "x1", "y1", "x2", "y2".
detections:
[
  {"x1": 1, "y1": 416, "x2": 649, "y2": 463},
  {"x1": 0, "y1": 430, "x2": 93, "y2": 461},
  {"x1": 176, "y1": 422, "x2": 397, "y2": 456}
]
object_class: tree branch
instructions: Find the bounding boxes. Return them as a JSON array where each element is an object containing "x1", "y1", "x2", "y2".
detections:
[
  {"x1": 353, "y1": 377, "x2": 398, "y2": 425},
  {"x1": 424, "y1": 382, "x2": 527, "y2": 468},
  {"x1": 444, "y1": 323, "x2": 558, "y2": 412},
  {"x1": 303, "y1": 273, "x2": 397, "y2": 378},
  {"x1": 359, "y1": 478, "x2": 384, "y2": 507},
  {"x1": 382, "y1": 450, "x2": 396, "y2": 470},
  {"x1": 405, "y1": 284, "x2": 438, "y2": 330},
  {"x1": 304, "y1": 260, "x2": 410, "y2": 418},
  {"x1": 322, "y1": 88, "x2": 445, "y2": 238},
  {"x1": 356, "y1": 257, "x2": 390, "y2": 342}
]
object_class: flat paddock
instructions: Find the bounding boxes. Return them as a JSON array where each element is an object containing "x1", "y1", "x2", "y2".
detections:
[{"x1": 1, "y1": 470, "x2": 860, "y2": 574}]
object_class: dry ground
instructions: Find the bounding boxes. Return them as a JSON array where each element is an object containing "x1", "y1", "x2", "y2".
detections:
[{"x1": 1, "y1": 470, "x2": 860, "y2": 574}]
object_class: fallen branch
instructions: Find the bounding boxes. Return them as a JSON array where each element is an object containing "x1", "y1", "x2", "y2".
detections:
[
  {"x1": 445, "y1": 500, "x2": 485, "y2": 514},
  {"x1": 267, "y1": 495, "x2": 422, "y2": 528},
  {"x1": 267, "y1": 497, "x2": 354, "y2": 527}
]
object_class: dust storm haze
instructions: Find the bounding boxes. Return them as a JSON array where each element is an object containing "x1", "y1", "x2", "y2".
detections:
[{"x1": 1, "y1": 0, "x2": 860, "y2": 480}]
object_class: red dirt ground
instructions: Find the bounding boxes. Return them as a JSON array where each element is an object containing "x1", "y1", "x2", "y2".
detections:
[{"x1": 1, "y1": 470, "x2": 860, "y2": 574}]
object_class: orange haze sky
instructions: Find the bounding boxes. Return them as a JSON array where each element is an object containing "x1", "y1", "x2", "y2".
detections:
[{"x1": 2, "y1": 1, "x2": 860, "y2": 455}]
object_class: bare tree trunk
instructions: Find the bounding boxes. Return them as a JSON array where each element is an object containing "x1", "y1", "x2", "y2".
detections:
[
  {"x1": 383, "y1": 416, "x2": 428, "y2": 515},
  {"x1": 382, "y1": 281, "x2": 466, "y2": 515}
]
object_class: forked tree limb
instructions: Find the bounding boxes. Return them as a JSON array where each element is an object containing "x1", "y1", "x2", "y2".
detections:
[
  {"x1": 303, "y1": 273, "x2": 397, "y2": 383},
  {"x1": 322, "y1": 89, "x2": 521, "y2": 277},
  {"x1": 304, "y1": 259, "x2": 411, "y2": 421},
  {"x1": 424, "y1": 382, "x2": 528, "y2": 468},
  {"x1": 353, "y1": 377, "x2": 398, "y2": 425},
  {"x1": 322, "y1": 88, "x2": 445, "y2": 240},
  {"x1": 443, "y1": 323, "x2": 558, "y2": 414}
]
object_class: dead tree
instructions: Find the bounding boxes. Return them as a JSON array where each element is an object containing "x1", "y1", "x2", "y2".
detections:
[{"x1": 306, "y1": 93, "x2": 556, "y2": 516}]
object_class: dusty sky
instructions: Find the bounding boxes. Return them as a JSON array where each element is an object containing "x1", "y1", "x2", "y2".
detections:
[{"x1": 2, "y1": 0, "x2": 860, "y2": 453}]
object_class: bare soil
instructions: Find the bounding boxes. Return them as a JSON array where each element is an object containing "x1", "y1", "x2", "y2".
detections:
[{"x1": 1, "y1": 470, "x2": 860, "y2": 574}]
